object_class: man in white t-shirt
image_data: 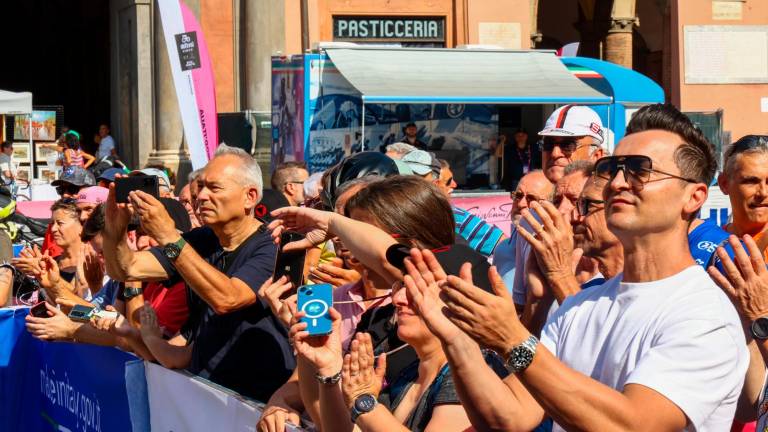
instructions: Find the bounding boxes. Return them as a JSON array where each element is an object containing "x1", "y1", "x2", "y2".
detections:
[
  {"x1": 405, "y1": 104, "x2": 748, "y2": 431},
  {"x1": 0, "y1": 142, "x2": 16, "y2": 186},
  {"x1": 97, "y1": 124, "x2": 116, "y2": 159}
]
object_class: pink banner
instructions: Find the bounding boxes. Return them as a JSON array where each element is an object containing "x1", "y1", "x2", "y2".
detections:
[
  {"x1": 180, "y1": 1, "x2": 218, "y2": 159},
  {"x1": 451, "y1": 194, "x2": 513, "y2": 236}
]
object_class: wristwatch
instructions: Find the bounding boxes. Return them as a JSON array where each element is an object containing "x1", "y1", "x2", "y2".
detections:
[
  {"x1": 751, "y1": 317, "x2": 768, "y2": 340},
  {"x1": 350, "y1": 393, "x2": 378, "y2": 424},
  {"x1": 123, "y1": 286, "x2": 144, "y2": 300},
  {"x1": 504, "y1": 335, "x2": 539, "y2": 374},
  {"x1": 315, "y1": 370, "x2": 342, "y2": 385},
  {"x1": 163, "y1": 237, "x2": 187, "y2": 261}
]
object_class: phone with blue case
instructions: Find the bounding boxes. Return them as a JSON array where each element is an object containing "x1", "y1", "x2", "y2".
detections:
[{"x1": 297, "y1": 283, "x2": 333, "y2": 336}]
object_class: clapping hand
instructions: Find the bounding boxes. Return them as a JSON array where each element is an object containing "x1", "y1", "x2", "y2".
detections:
[
  {"x1": 708, "y1": 235, "x2": 768, "y2": 323},
  {"x1": 341, "y1": 333, "x2": 386, "y2": 409},
  {"x1": 517, "y1": 201, "x2": 578, "y2": 283}
]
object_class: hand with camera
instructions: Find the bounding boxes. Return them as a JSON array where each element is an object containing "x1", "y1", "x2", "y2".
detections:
[
  {"x1": 257, "y1": 276, "x2": 296, "y2": 328},
  {"x1": 25, "y1": 302, "x2": 79, "y2": 341},
  {"x1": 288, "y1": 304, "x2": 343, "y2": 377},
  {"x1": 129, "y1": 190, "x2": 179, "y2": 246},
  {"x1": 105, "y1": 180, "x2": 134, "y2": 239}
]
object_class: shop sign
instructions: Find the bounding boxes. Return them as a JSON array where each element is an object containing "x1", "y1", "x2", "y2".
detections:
[{"x1": 334, "y1": 16, "x2": 444, "y2": 42}]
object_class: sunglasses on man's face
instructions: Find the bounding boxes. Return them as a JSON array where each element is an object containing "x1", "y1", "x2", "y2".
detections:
[
  {"x1": 512, "y1": 190, "x2": 546, "y2": 203},
  {"x1": 56, "y1": 184, "x2": 81, "y2": 196},
  {"x1": 593, "y1": 155, "x2": 698, "y2": 191},
  {"x1": 576, "y1": 197, "x2": 605, "y2": 217},
  {"x1": 541, "y1": 137, "x2": 597, "y2": 155}
]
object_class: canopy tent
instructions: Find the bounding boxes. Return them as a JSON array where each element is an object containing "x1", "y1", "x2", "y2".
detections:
[
  {"x1": 323, "y1": 47, "x2": 612, "y2": 105},
  {"x1": 0, "y1": 90, "x2": 32, "y2": 115}
]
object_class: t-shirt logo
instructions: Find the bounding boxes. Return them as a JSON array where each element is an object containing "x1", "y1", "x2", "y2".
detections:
[{"x1": 697, "y1": 241, "x2": 717, "y2": 253}]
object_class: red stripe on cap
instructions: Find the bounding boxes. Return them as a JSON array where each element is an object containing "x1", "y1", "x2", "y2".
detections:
[{"x1": 555, "y1": 105, "x2": 574, "y2": 128}]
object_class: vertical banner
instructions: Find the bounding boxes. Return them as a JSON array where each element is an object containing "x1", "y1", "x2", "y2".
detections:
[{"x1": 157, "y1": 0, "x2": 219, "y2": 169}]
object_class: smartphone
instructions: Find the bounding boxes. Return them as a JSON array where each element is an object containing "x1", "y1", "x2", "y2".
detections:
[
  {"x1": 298, "y1": 284, "x2": 333, "y2": 336},
  {"x1": 115, "y1": 176, "x2": 160, "y2": 203},
  {"x1": 68, "y1": 304, "x2": 95, "y2": 323},
  {"x1": 274, "y1": 231, "x2": 307, "y2": 298},
  {"x1": 30, "y1": 301, "x2": 49, "y2": 318}
]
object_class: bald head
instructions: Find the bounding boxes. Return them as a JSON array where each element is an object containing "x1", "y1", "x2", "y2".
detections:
[{"x1": 511, "y1": 170, "x2": 554, "y2": 222}]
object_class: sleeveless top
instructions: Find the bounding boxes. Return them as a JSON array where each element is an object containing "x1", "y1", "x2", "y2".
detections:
[{"x1": 66, "y1": 149, "x2": 84, "y2": 167}]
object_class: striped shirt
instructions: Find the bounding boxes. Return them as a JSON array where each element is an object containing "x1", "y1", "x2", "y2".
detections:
[
  {"x1": 452, "y1": 206, "x2": 504, "y2": 257},
  {"x1": 65, "y1": 149, "x2": 84, "y2": 167}
]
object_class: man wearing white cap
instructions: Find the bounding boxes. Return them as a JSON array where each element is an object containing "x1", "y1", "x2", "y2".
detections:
[{"x1": 539, "y1": 105, "x2": 606, "y2": 183}]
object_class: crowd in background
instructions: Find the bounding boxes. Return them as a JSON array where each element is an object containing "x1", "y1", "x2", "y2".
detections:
[{"x1": 6, "y1": 103, "x2": 768, "y2": 432}]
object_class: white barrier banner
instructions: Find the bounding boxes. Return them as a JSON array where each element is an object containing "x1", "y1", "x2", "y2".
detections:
[{"x1": 145, "y1": 362, "x2": 304, "y2": 432}]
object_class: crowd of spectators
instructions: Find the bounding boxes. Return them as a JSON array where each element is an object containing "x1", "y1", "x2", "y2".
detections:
[{"x1": 8, "y1": 104, "x2": 768, "y2": 432}]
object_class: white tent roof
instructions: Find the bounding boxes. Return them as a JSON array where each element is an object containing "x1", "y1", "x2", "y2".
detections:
[
  {"x1": 0, "y1": 90, "x2": 33, "y2": 115},
  {"x1": 324, "y1": 47, "x2": 611, "y2": 104}
]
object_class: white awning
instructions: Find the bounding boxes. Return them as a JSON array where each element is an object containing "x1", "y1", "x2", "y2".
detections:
[
  {"x1": 0, "y1": 90, "x2": 33, "y2": 115},
  {"x1": 324, "y1": 47, "x2": 612, "y2": 104}
]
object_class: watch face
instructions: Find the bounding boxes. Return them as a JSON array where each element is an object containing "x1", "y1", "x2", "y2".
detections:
[
  {"x1": 164, "y1": 243, "x2": 181, "y2": 259},
  {"x1": 754, "y1": 318, "x2": 768, "y2": 339},
  {"x1": 509, "y1": 346, "x2": 535, "y2": 372},
  {"x1": 355, "y1": 394, "x2": 377, "y2": 412}
]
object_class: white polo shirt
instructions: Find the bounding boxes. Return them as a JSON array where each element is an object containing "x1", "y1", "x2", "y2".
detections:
[{"x1": 541, "y1": 265, "x2": 748, "y2": 431}]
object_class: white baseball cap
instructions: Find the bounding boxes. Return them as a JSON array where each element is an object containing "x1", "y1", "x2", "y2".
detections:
[{"x1": 539, "y1": 105, "x2": 605, "y2": 144}]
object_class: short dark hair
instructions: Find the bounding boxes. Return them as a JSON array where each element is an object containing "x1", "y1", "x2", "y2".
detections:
[
  {"x1": 0, "y1": 141, "x2": 11, "y2": 151},
  {"x1": 625, "y1": 104, "x2": 716, "y2": 185},
  {"x1": 437, "y1": 158, "x2": 450, "y2": 169},
  {"x1": 271, "y1": 161, "x2": 307, "y2": 190},
  {"x1": 82, "y1": 204, "x2": 105, "y2": 242},
  {"x1": 50, "y1": 199, "x2": 80, "y2": 221}
]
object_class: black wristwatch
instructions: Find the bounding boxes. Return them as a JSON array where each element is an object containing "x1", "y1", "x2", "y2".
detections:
[
  {"x1": 751, "y1": 317, "x2": 768, "y2": 340},
  {"x1": 350, "y1": 394, "x2": 378, "y2": 424},
  {"x1": 123, "y1": 286, "x2": 144, "y2": 300},
  {"x1": 504, "y1": 335, "x2": 539, "y2": 374},
  {"x1": 163, "y1": 237, "x2": 187, "y2": 261}
]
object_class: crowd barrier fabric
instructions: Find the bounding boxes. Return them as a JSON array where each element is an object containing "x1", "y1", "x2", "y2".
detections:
[{"x1": 0, "y1": 307, "x2": 309, "y2": 432}]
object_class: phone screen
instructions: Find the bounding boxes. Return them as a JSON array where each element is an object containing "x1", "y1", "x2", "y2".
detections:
[
  {"x1": 274, "y1": 232, "x2": 307, "y2": 298},
  {"x1": 68, "y1": 305, "x2": 95, "y2": 322},
  {"x1": 115, "y1": 176, "x2": 160, "y2": 203},
  {"x1": 30, "y1": 302, "x2": 49, "y2": 318}
]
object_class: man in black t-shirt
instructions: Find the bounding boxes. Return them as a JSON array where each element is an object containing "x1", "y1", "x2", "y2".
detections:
[{"x1": 102, "y1": 146, "x2": 294, "y2": 401}]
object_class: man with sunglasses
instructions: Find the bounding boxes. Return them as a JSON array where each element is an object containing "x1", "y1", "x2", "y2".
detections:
[
  {"x1": 411, "y1": 104, "x2": 748, "y2": 432},
  {"x1": 538, "y1": 104, "x2": 606, "y2": 184},
  {"x1": 42, "y1": 166, "x2": 97, "y2": 257}
]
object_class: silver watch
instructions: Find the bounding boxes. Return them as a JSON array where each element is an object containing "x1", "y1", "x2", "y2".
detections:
[{"x1": 504, "y1": 335, "x2": 539, "y2": 374}]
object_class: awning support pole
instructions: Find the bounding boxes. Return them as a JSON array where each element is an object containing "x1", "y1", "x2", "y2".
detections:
[{"x1": 361, "y1": 100, "x2": 366, "y2": 152}]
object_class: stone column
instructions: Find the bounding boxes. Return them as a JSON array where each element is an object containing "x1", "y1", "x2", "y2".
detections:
[
  {"x1": 147, "y1": 0, "x2": 200, "y2": 185},
  {"x1": 241, "y1": 0, "x2": 285, "y2": 112},
  {"x1": 529, "y1": 0, "x2": 542, "y2": 48},
  {"x1": 605, "y1": 17, "x2": 637, "y2": 69}
]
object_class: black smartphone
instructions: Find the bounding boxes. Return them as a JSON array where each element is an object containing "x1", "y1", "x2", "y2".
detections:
[
  {"x1": 115, "y1": 176, "x2": 160, "y2": 203},
  {"x1": 30, "y1": 301, "x2": 49, "y2": 318},
  {"x1": 274, "y1": 231, "x2": 307, "y2": 299}
]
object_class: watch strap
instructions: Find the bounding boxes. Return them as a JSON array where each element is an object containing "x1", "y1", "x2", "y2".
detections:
[
  {"x1": 504, "y1": 334, "x2": 539, "y2": 374},
  {"x1": 123, "y1": 286, "x2": 144, "y2": 299},
  {"x1": 350, "y1": 394, "x2": 377, "y2": 424}
]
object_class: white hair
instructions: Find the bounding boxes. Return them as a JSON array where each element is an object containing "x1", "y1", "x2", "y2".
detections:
[
  {"x1": 188, "y1": 168, "x2": 204, "y2": 184},
  {"x1": 213, "y1": 143, "x2": 263, "y2": 202},
  {"x1": 303, "y1": 171, "x2": 324, "y2": 200}
]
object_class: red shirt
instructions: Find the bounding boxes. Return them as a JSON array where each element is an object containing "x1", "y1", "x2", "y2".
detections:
[
  {"x1": 143, "y1": 281, "x2": 189, "y2": 337},
  {"x1": 41, "y1": 223, "x2": 63, "y2": 258}
]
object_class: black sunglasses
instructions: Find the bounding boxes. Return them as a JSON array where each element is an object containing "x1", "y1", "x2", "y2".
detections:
[
  {"x1": 56, "y1": 184, "x2": 82, "y2": 196},
  {"x1": 594, "y1": 155, "x2": 698, "y2": 190},
  {"x1": 576, "y1": 197, "x2": 605, "y2": 217},
  {"x1": 541, "y1": 137, "x2": 595, "y2": 154}
]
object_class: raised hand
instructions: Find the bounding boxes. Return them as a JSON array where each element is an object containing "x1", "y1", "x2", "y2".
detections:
[
  {"x1": 268, "y1": 207, "x2": 335, "y2": 252},
  {"x1": 308, "y1": 262, "x2": 360, "y2": 288},
  {"x1": 257, "y1": 276, "x2": 296, "y2": 327},
  {"x1": 104, "y1": 181, "x2": 132, "y2": 239},
  {"x1": 139, "y1": 302, "x2": 164, "y2": 340},
  {"x1": 289, "y1": 306, "x2": 344, "y2": 377},
  {"x1": 130, "y1": 190, "x2": 179, "y2": 246},
  {"x1": 708, "y1": 234, "x2": 768, "y2": 323},
  {"x1": 517, "y1": 201, "x2": 576, "y2": 283},
  {"x1": 82, "y1": 244, "x2": 105, "y2": 292},
  {"x1": 440, "y1": 264, "x2": 528, "y2": 354},
  {"x1": 402, "y1": 248, "x2": 464, "y2": 342},
  {"x1": 341, "y1": 333, "x2": 387, "y2": 408}
]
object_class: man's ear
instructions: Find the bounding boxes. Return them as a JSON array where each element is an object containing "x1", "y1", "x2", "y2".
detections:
[
  {"x1": 590, "y1": 147, "x2": 604, "y2": 161},
  {"x1": 684, "y1": 182, "x2": 709, "y2": 218},
  {"x1": 717, "y1": 172, "x2": 730, "y2": 195}
]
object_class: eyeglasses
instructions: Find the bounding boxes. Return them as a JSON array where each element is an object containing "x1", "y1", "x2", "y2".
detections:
[
  {"x1": 576, "y1": 197, "x2": 605, "y2": 217},
  {"x1": 56, "y1": 184, "x2": 82, "y2": 196},
  {"x1": 594, "y1": 155, "x2": 698, "y2": 190},
  {"x1": 443, "y1": 176, "x2": 454, "y2": 187},
  {"x1": 542, "y1": 137, "x2": 595, "y2": 154},
  {"x1": 512, "y1": 190, "x2": 546, "y2": 203}
]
